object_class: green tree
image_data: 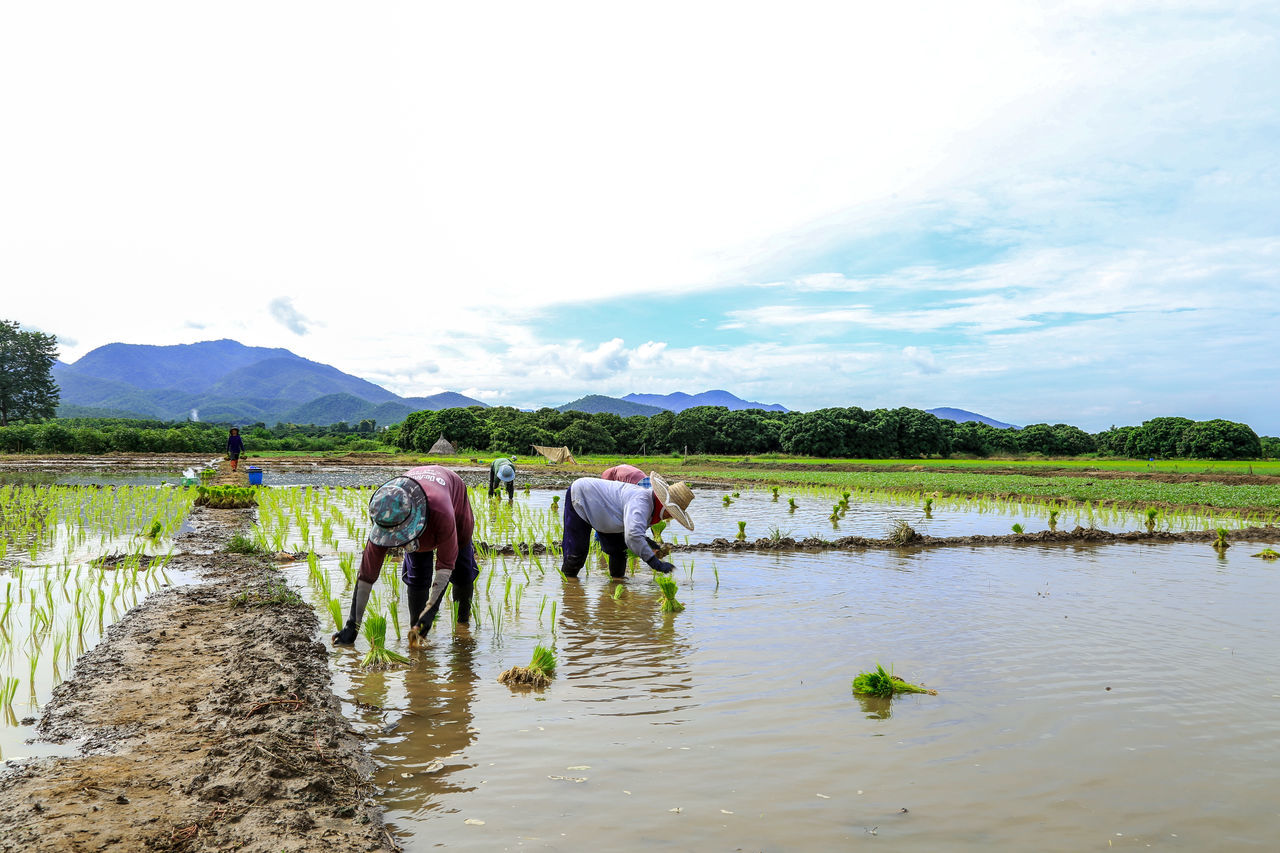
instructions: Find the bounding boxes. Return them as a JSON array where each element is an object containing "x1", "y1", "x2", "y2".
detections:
[
  {"x1": 1132, "y1": 417, "x2": 1194, "y2": 459},
  {"x1": 1175, "y1": 419, "x2": 1261, "y2": 459},
  {"x1": 556, "y1": 419, "x2": 616, "y2": 454},
  {"x1": 0, "y1": 320, "x2": 60, "y2": 426}
]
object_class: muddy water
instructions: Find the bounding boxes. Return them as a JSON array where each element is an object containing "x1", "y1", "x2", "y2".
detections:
[
  {"x1": 286, "y1": 538, "x2": 1280, "y2": 850},
  {"x1": 470, "y1": 487, "x2": 1245, "y2": 546}
]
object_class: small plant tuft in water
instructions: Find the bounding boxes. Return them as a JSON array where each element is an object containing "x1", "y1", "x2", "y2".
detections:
[
  {"x1": 887, "y1": 520, "x2": 917, "y2": 547},
  {"x1": 771, "y1": 487, "x2": 780, "y2": 501},
  {"x1": 362, "y1": 614, "x2": 410, "y2": 670},
  {"x1": 736, "y1": 521, "x2": 746, "y2": 540},
  {"x1": 852, "y1": 663, "x2": 936, "y2": 697},
  {"x1": 499, "y1": 643, "x2": 557, "y2": 688},
  {"x1": 1251, "y1": 548, "x2": 1279, "y2": 560},
  {"x1": 1213, "y1": 528, "x2": 1230, "y2": 550},
  {"x1": 788, "y1": 497, "x2": 798, "y2": 511},
  {"x1": 1048, "y1": 509, "x2": 1060, "y2": 531},
  {"x1": 1011, "y1": 523, "x2": 1024, "y2": 534},
  {"x1": 1145, "y1": 507, "x2": 1159, "y2": 533},
  {"x1": 655, "y1": 573, "x2": 684, "y2": 613}
]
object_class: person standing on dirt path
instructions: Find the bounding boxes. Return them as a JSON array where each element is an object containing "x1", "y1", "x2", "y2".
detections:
[
  {"x1": 488, "y1": 457, "x2": 516, "y2": 502},
  {"x1": 226, "y1": 428, "x2": 244, "y2": 471},
  {"x1": 332, "y1": 465, "x2": 479, "y2": 647},
  {"x1": 560, "y1": 472, "x2": 693, "y2": 579}
]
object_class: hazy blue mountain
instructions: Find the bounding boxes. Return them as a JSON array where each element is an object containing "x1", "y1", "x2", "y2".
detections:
[
  {"x1": 622, "y1": 390, "x2": 788, "y2": 413},
  {"x1": 401, "y1": 393, "x2": 490, "y2": 411},
  {"x1": 65, "y1": 340, "x2": 296, "y2": 391},
  {"x1": 54, "y1": 339, "x2": 486, "y2": 426},
  {"x1": 926, "y1": 407, "x2": 1017, "y2": 429},
  {"x1": 557, "y1": 395, "x2": 667, "y2": 416},
  {"x1": 206, "y1": 357, "x2": 399, "y2": 404}
]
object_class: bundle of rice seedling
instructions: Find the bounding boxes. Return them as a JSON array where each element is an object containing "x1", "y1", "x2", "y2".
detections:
[
  {"x1": 1251, "y1": 548, "x2": 1279, "y2": 560},
  {"x1": 655, "y1": 572, "x2": 683, "y2": 613},
  {"x1": 852, "y1": 663, "x2": 937, "y2": 697},
  {"x1": 361, "y1": 613, "x2": 410, "y2": 670},
  {"x1": 499, "y1": 643, "x2": 557, "y2": 688},
  {"x1": 327, "y1": 597, "x2": 344, "y2": 630}
]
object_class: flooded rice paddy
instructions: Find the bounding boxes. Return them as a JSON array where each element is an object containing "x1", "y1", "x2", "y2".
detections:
[
  {"x1": 0, "y1": 483, "x2": 193, "y2": 758},
  {"x1": 3, "y1": 474, "x2": 1280, "y2": 849},
  {"x1": 263, "y1": 486, "x2": 1279, "y2": 850}
]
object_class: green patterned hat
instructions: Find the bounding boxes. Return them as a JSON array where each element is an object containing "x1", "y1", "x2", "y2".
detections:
[{"x1": 367, "y1": 476, "x2": 428, "y2": 547}]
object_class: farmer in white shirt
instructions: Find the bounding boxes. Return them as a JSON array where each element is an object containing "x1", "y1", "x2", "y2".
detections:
[{"x1": 559, "y1": 472, "x2": 694, "y2": 579}]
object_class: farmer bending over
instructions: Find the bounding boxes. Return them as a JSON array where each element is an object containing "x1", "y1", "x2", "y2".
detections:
[
  {"x1": 332, "y1": 465, "x2": 478, "y2": 646},
  {"x1": 488, "y1": 457, "x2": 516, "y2": 502},
  {"x1": 601, "y1": 463, "x2": 649, "y2": 487},
  {"x1": 560, "y1": 472, "x2": 693, "y2": 579}
]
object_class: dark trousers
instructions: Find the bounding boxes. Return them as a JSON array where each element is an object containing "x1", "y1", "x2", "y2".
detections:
[
  {"x1": 488, "y1": 470, "x2": 514, "y2": 501},
  {"x1": 561, "y1": 484, "x2": 629, "y2": 578},
  {"x1": 403, "y1": 542, "x2": 479, "y2": 628}
]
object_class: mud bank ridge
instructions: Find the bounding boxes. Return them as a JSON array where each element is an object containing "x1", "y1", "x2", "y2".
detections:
[
  {"x1": 477, "y1": 524, "x2": 1280, "y2": 557},
  {"x1": 0, "y1": 507, "x2": 396, "y2": 853}
]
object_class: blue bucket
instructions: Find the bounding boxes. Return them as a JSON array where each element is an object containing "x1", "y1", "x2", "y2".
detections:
[{"x1": 247, "y1": 466, "x2": 263, "y2": 486}]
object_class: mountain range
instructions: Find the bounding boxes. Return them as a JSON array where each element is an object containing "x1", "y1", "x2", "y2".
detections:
[
  {"x1": 52, "y1": 339, "x2": 1013, "y2": 428},
  {"x1": 54, "y1": 340, "x2": 487, "y2": 426}
]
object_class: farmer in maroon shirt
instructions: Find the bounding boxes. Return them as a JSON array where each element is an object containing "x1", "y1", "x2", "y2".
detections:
[{"x1": 332, "y1": 465, "x2": 479, "y2": 646}]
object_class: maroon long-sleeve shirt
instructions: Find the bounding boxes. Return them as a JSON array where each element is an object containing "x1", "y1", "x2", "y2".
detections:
[{"x1": 357, "y1": 465, "x2": 474, "y2": 583}]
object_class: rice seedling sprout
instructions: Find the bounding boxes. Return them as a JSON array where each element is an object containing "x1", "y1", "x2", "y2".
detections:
[{"x1": 852, "y1": 663, "x2": 937, "y2": 697}]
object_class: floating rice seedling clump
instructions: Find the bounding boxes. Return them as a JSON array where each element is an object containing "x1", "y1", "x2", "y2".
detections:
[
  {"x1": 655, "y1": 572, "x2": 683, "y2": 613},
  {"x1": 498, "y1": 643, "x2": 556, "y2": 688},
  {"x1": 852, "y1": 663, "x2": 937, "y2": 697},
  {"x1": 361, "y1": 614, "x2": 410, "y2": 670},
  {"x1": 1251, "y1": 548, "x2": 1279, "y2": 560}
]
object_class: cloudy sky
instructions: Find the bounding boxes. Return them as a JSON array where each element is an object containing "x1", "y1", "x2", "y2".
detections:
[{"x1": 3, "y1": 1, "x2": 1277, "y2": 433}]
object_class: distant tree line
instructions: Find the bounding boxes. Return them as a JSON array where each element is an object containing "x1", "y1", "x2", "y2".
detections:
[
  {"x1": 391, "y1": 406, "x2": 1273, "y2": 461},
  {"x1": 0, "y1": 409, "x2": 1272, "y2": 460},
  {"x1": 0, "y1": 418, "x2": 388, "y2": 455}
]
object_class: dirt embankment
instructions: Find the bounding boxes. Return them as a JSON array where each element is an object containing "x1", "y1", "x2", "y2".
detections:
[{"x1": 0, "y1": 508, "x2": 395, "y2": 853}]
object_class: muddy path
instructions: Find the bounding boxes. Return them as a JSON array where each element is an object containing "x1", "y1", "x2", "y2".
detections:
[{"x1": 0, "y1": 508, "x2": 395, "y2": 853}]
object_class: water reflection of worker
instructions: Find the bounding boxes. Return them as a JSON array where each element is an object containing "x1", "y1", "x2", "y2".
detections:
[
  {"x1": 560, "y1": 472, "x2": 693, "y2": 579},
  {"x1": 332, "y1": 466, "x2": 478, "y2": 645},
  {"x1": 556, "y1": 574, "x2": 690, "y2": 712},
  {"x1": 226, "y1": 427, "x2": 244, "y2": 471},
  {"x1": 380, "y1": 635, "x2": 481, "y2": 804},
  {"x1": 488, "y1": 457, "x2": 516, "y2": 502}
]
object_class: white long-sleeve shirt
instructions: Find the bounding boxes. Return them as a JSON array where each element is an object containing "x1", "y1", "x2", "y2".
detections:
[{"x1": 569, "y1": 477, "x2": 659, "y2": 562}]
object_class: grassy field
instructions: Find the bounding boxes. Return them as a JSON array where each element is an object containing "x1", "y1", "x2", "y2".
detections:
[{"x1": 244, "y1": 450, "x2": 1280, "y2": 515}]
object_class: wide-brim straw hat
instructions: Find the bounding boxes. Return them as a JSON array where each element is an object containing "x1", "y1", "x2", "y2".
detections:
[
  {"x1": 497, "y1": 462, "x2": 515, "y2": 483},
  {"x1": 367, "y1": 476, "x2": 428, "y2": 547},
  {"x1": 650, "y1": 471, "x2": 694, "y2": 530}
]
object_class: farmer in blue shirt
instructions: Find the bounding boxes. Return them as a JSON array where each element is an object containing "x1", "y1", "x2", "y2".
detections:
[{"x1": 226, "y1": 428, "x2": 244, "y2": 471}]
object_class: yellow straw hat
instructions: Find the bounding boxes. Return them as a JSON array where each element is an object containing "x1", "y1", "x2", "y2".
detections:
[{"x1": 649, "y1": 472, "x2": 694, "y2": 530}]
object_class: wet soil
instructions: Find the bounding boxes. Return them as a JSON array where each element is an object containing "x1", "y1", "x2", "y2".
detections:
[
  {"x1": 0, "y1": 507, "x2": 395, "y2": 853},
  {"x1": 674, "y1": 524, "x2": 1280, "y2": 553}
]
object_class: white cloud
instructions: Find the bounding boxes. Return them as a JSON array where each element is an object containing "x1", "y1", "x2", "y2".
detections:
[{"x1": 268, "y1": 298, "x2": 312, "y2": 336}]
